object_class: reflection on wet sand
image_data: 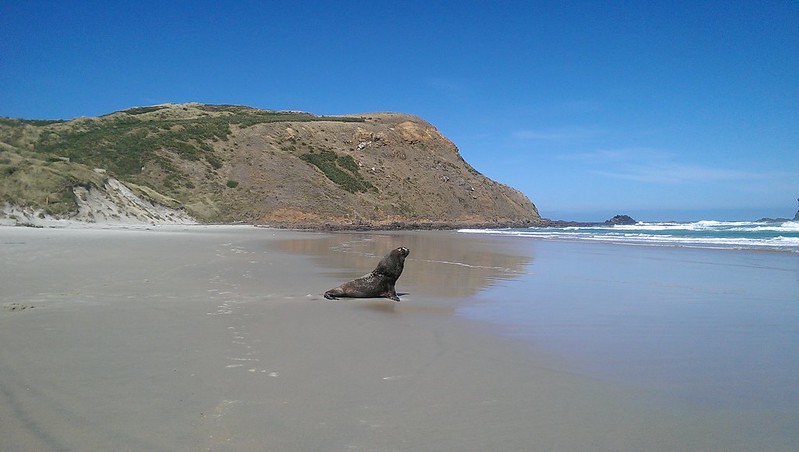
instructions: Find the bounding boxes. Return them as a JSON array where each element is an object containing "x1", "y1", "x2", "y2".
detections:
[
  {"x1": 354, "y1": 300, "x2": 465, "y2": 315},
  {"x1": 273, "y1": 230, "x2": 534, "y2": 299}
]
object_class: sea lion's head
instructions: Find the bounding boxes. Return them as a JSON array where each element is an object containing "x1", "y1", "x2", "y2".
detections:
[{"x1": 373, "y1": 247, "x2": 410, "y2": 279}]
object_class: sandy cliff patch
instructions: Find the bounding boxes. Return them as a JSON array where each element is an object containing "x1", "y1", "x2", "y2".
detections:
[{"x1": 1, "y1": 176, "x2": 195, "y2": 227}]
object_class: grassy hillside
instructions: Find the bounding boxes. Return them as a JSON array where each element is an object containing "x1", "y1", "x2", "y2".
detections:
[
  {"x1": 3, "y1": 104, "x2": 362, "y2": 181},
  {"x1": 0, "y1": 103, "x2": 541, "y2": 227},
  {"x1": 0, "y1": 151, "x2": 105, "y2": 216}
]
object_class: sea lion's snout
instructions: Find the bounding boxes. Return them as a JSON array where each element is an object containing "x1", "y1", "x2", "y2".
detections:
[{"x1": 399, "y1": 247, "x2": 410, "y2": 257}]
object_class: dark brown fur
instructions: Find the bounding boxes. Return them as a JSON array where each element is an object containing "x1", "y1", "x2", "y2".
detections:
[{"x1": 324, "y1": 247, "x2": 410, "y2": 302}]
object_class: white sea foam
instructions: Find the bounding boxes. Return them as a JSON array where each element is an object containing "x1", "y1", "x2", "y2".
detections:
[{"x1": 458, "y1": 219, "x2": 799, "y2": 252}]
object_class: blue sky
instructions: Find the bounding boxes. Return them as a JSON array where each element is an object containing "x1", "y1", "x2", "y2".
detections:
[{"x1": 1, "y1": 1, "x2": 797, "y2": 221}]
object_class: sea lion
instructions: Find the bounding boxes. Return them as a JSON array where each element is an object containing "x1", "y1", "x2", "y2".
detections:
[{"x1": 324, "y1": 246, "x2": 410, "y2": 302}]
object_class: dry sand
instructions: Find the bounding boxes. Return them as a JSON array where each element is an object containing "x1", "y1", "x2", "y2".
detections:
[{"x1": 0, "y1": 225, "x2": 782, "y2": 451}]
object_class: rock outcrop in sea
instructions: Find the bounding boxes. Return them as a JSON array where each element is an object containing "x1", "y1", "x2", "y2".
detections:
[{"x1": 604, "y1": 214, "x2": 637, "y2": 225}]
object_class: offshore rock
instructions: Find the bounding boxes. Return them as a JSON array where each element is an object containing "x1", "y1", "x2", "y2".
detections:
[{"x1": 604, "y1": 215, "x2": 638, "y2": 225}]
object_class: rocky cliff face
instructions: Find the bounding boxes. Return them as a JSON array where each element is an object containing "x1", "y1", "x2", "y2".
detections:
[{"x1": 0, "y1": 104, "x2": 541, "y2": 228}]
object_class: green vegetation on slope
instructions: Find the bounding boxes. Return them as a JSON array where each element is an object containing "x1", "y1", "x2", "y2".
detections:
[
  {"x1": 9, "y1": 104, "x2": 364, "y2": 178},
  {"x1": 33, "y1": 116, "x2": 229, "y2": 175},
  {"x1": 0, "y1": 151, "x2": 105, "y2": 216},
  {"x1": 300, "y1": 150, "x2": 376, "y2": 193}
]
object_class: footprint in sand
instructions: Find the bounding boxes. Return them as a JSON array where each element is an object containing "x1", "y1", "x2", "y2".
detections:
[{"x1": 3, "y1": 302, "x2": 35, "y2": 312}]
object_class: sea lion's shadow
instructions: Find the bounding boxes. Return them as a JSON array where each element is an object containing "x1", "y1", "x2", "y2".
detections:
[
  {"x1": 359, "y1": 302, "x2": 397, "y2": 313},
  {"x1": 357, "y1": 292, "x2": 410, "y2": 313}
]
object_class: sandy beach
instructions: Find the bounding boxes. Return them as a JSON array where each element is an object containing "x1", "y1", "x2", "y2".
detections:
[{"x1": 2, "y1": 225, "x2": 797, "y2": 451}]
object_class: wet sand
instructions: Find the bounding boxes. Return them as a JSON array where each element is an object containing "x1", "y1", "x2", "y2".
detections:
[{"x1": 1, "y1": 226, "x2": 796, "y2": 451}]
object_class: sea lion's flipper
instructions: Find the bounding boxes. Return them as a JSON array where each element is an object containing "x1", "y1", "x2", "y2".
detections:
[{"x1": 383, "y1": 287, "x2": 400, "y2": 302}]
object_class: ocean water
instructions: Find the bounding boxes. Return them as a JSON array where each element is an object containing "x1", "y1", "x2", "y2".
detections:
[{"x1": 461, "y1": 219, "x2": 799, "y2": 252}]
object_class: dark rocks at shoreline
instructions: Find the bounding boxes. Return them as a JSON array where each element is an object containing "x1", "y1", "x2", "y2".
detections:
[
  {"x1": 756, "y1": 217, "x2": 790, "y2": 222},
  {"x1": 759, "y1": 206, "x2": 799, "y2": 222},
  {"x1": 263, "y1": 219, "x2": 547, "y2": 232},
  {"x1": 756, "y1": 215, "x2": 798, "y2": 222},
  {"x1": 535, "y1": 214, "x2": 638, "y2": 228},
  {"x1": 261, "y1": 214, "x2": 639, "y2": 231}
]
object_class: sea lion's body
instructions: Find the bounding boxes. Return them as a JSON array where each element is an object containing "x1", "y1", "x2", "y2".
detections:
[{"x1": 324, "y1": 247, "x2": 409, "y2": 302}]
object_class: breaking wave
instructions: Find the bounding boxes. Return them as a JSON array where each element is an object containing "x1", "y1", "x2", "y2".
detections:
[{"x1": 460, "y1": 220, "x2": 799, "y2": 252}]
